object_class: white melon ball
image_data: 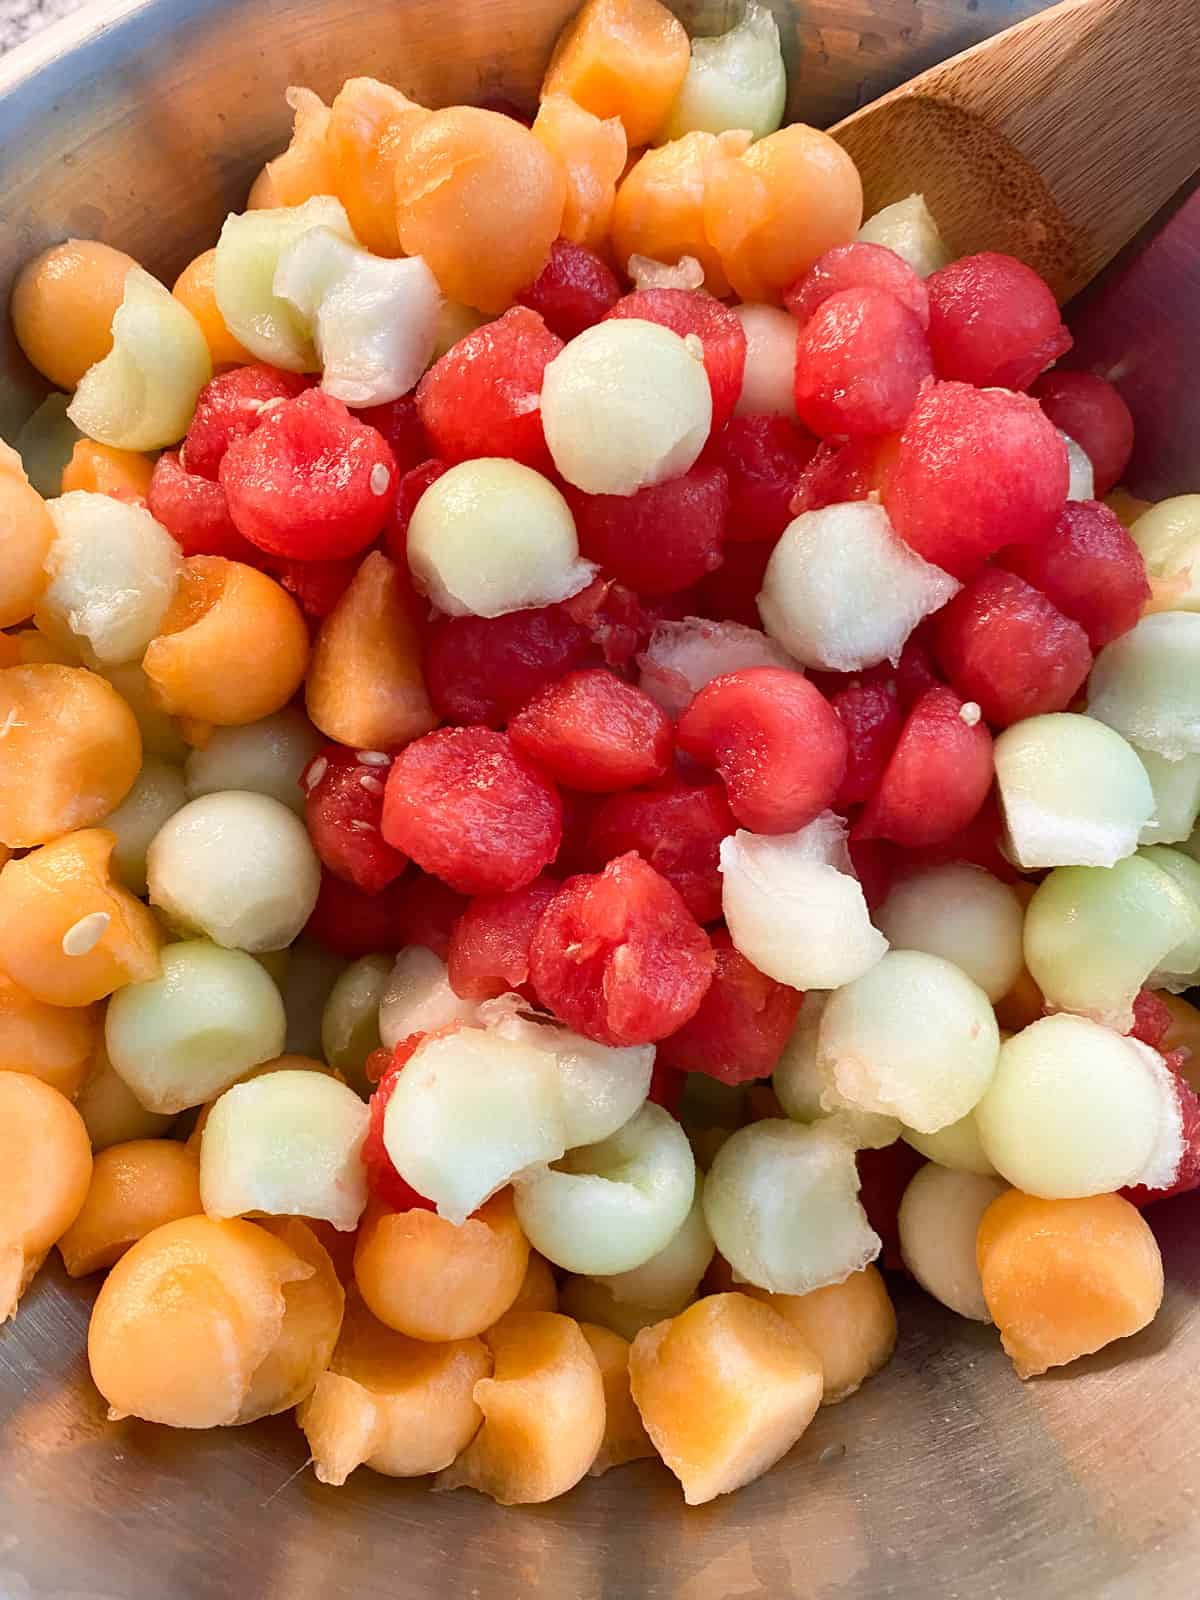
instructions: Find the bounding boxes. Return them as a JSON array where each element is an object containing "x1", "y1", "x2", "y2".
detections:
[
  {"x1": 772, "y1": 992, "x2": 829, "y2": 1123},
  {"x1": 637, "y1": 616, "x2": 798, "y2": 719},
  {"x1": 903, "y1": 1111, "x2": 998, "y2": 1177},
  {"x1": 104, "y1": 940, "x2": 286, "y2": 1113},
  {"x1": 759, "y1": 500, "x2": 960, "y2": 671},
  {"x1": 975, "y1": 1015, "x2": 1183, "y2": 1198},
  {"x1": 720, "y1": 814, "x2": 887, "y2": 991},
  {"x1": 875, "y1": 863, "x2": 1024, "y2": 1002},
  {"x1": 817, "y1": 950, "x2": 999, "y2": 1134},
  {"x1": 994, "y1": 713, "x2": 1154, "y2": 869},
  {"x1": 407, "y1": 458, "x2": 594, "y2": 618},
  {"x1": 200, "y1": 1069, "x2": 370, "y2": 1232},
  {"x1": 856, "y1": 194, "x2": 951, "y2": 277},
  {"x1": 1137, "y1": 747, "x2": 1200, "y2": 846},
  {"x1": 75, "y1": 1047, "x2": 176, "y2": 1149},
  {"x1": 1061, "y1": 432, "x2": 1095, "y2": 501},
  {"x1": 1140, "y1": 845, "x2": 1200, "y2": 985},
  {"x1": 378, "y1": 946, "x2": 480, "y2": 1050},
  {"x1": 513, "y1": 1103, "x2": 696, "y2": 1276},
  {"x1": 185, "y1": 707, "x2": 323, "y2": 816},
  {"x1": 100, "y1": 756, "x2": 189, "y2": 896},
  {"x1": 659, "y1": 1, "x2": 786, "y2": 143},
  {"x1": 40, "y1": 492, "x2": 182, "y2": 665},
  {"x1": 383, "y1": 1027, "x2": 567, "y2": 1225},
  {"x1": 1129, "y1": 495, "x2": 1200, "y2": 612},
  {"x1": 589, "y1": 1175, "x2": 714, "y2": 1314},
  {"x1": 320, "y1": 953, "x2": 389, "y2": 1094},
  {"x1": 898, "y1": 1165, "x2": 1009, "y2": 1322},
  {"x1": 703, "y1": 1119, "x2": 880, "y2": 1295},
  {"x1": 102, "y1": 661, "x2": 188, "y2": 762},
  {"x1": 540, "y1": 319, "x2": 712, "y2": 495},
  {"x1": 146, "y1": 790, "x2": 321, "y2": 953},
  {"x1": 732, "y1": 304, "x2": 799, "y2": 419},
  {"x1": 1088, "y1": 611, "x2": 1200, "y2": 760}
]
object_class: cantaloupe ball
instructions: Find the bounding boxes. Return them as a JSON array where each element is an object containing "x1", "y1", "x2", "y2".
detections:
[
  {"x1": 11, "y1": 238, "x2": 138, "y2": 391},
  {"x1": 976, "y1": 1190, "x2": 1164, "y2": 1378},
  {"x1": 0, "y1": 1071, "x2": 92, "y2": 1321},
  {"x1": 235, "y1": 1217, "x2": 345, "y2": 1422},
  {"x1": 0, "y1": 973, "x2": 99, "y2": 1098},
  {"x1": 86, "y1": 1215, "x2": 313, "y2": 1426},
  {"x1": 743, "y1": 1266, "x2": 897, "y2": 1405},
  {"x1": 510, "y1": 1252, "x2": 559, "y2": 1315},
  {"x1": 434, "y1": 1310, "x2": 605, "y2": 1504},
  {"x1": 0, "y1": 438, "x2": 55, "y2": 630},
  {"x1": 57, "y1": 1139, "x2": 202, "y2": 1278},
  {"x1": 353, "y1": 1191, "x2": 530, "y2": 1341},
  {"x1": 299, "y1": 1289, "x2": 491, "y2": 1484},
  {"x1": 542, "y1": 0, "x2": 689, "y2": 148},
  {"x1": 578, "y1": 1321, "x2": 655, "y2": 1476},
  {"x1": 629, "y1": 1293, "x2": 824, "y2": 1504}
]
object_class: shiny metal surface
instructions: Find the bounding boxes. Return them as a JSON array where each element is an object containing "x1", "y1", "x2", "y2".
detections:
[{"x1": 0, "y1": 3, "x2": 1198, "y2": 1596}]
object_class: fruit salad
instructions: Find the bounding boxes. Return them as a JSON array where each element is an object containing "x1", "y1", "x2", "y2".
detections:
[{"x1": 2, "y1": 0, "x2": 1198, "y2": 1510}]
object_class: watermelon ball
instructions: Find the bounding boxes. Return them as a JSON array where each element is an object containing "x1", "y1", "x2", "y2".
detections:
[
  {"x1": 305, "y1": 870, "x2": 413, "y2": 960},
  {"x1": 390, "y1": 871, "x2": 469, "y2": 961},
  {"x1": 998, "y1": 499, "x2": 1150, "y2": 650},
  {"x1": 563, "y1": 578, "x2": 689, "y2": 669},
  {"x1": 830, "y1": 678, "x2": 906, "y2": 808},
  {"x1": 517, "y1": 237, "x2": 622, "y2": 341},
  {"x1": 422, "y1": 602, "x2": 595, "y2": 728},
  {"x1": 658, "y1": 929, "x2": 803, "y2": 1085},
  {"x1": 693, "y1": 539, "x2": 774, "y2": 628},
  {"x1": 381, "y1": 726, "x2": 562, "y2": 895},
  {"x1": 884, "y1": 381, "x2": 1070, "y2": 578},
  {"x1": 508, "y1": 668, "x2": 674, "y2": 793},
  {"x1": 528, "y1": 852, "x2": 716, "y2": 1047},
  {"x1": 351, "y1": 394, "x2": 432, "y2": 477},
  {"x1": 272, "y1": 555, "x2": 359, "y2": 621},
  {"x1": 793, "y1": 286, "x2": 933, "y2": 439},
  {"x1": 384, "y1": 459, "x2": 448, "y2": 567},
  {"x1": 567, "y1": 462, "x2": 729, "y2": 596},
  {"x1": 363, "y1": 1059, "x2": 437, "y2": 1213},
  {"x1": 1129, "y1": 989, "x2": 1173, "y2": 1051},
  {"x1": 855, "y1": 685, "x2": 994, "y2": 849},
  {"x1": 784, "y1": 240, "x2": 930, "y2": 330},
  {"x1": 934, "y1": 568, "x2": 1093, "y2": 728},
  {"x1": 302, "y1": 743, "x2": 409, "y2": 895},
  {"x1": 182, "y1": 363, "x2": 309, "y2": 481},
  {"x1": 605, "y1": 287, "x2": 747, "y2": 433},
  {"x1": 1030, "y1": 370, "x2": 1135, "y2": 497},
  {"x1": 703, "y1": 413, "x2": 817, "y2": 543},
  {"x1": 676, "y1": 667, "x2": 848, "y2": 834},
  {"x1": 147, "y1": 450, "x2": 261, "y2": 562},
  {"x1": 789, "y1": 434, "x2": 900, "y2": 517},
  {"x1": 220, "y1": 388, "x2": 398, "y2": 560},
  {"x1": 415, "y1": 306, "x2": 564, "y2": 470},
  {"x1": 585, "y1": 769, "x2": 735, "y2": 925},
  {"x1": 446, "y1": 875, "x2": 560, "y2": 1001},
  {"x1": 925, "y1": 251, "x2": 1072, "y2": 390}
]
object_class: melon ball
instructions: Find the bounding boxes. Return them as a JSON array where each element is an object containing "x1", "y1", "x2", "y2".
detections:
[
  {"x1": 731, "y1": 304, "x2": 799, "y2": 419},
  {"x1": 184, "y1": 707, "x2": 322, "y2": 817},
  {"x1": 898, "y1": 1164, "x2": 1008, "y2": 1321},
  {"x1": 875, "y1": 863, "x2": 1024, "y2": 1003}
]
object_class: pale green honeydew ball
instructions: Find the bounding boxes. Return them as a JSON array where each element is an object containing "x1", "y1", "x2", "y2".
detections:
[
  {"x1": 659, "y1": 0, "x2": 786, "y2": 143},
  {"x1": 1136, "y1": 747, "x2": 1200, "y2": 845},
  {"x1": 898, "y1": 1165, "x2": 1008, "y2": 1322},
  {"x1": 856, "y1": 194, "x2": 952, "y2": 277},
  {"x1": 589, "y1": 1174, "x2": 714, "y2": 1315},
  {"x1": 903, "y1": 1110, "x2": 998, "y2": 1177},
  {"x1": 184, "y1": 707, "x2": 323, "y2": 816},
  {"x1": 875, "y1": 862, "x2": 1024, "y2": 1002},
  {"x1": 320, "y1": 953, "x2": 390, "y2": 1095},
  {"x1": 1129, "y1": 495, "x2": 1200, "y2": 611},
  {"x1": 1088, "y1": 611, "x2": 1200, "y2": 761},
  {"x1": 99, "y1": 756, "x2": 189, "y2": 897}
]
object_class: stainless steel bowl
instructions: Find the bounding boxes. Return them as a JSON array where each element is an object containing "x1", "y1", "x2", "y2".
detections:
[{"x1": 1, "y1": 4, "x2": 1198, "y2": 1595}]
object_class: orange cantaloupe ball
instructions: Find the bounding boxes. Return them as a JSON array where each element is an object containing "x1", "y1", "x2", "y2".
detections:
[
  {"x1": 172, "y1": 249, "x2": 253, "y2": 367},
  {"x1": 510, "y1": 1252, "x2": 559, "y2": 1315},
  {"x1": 0, "y1": 1071, "x2": 92, "y2": 1321},
  {"x1": 0, "y1": 628, "x2": 77, "y2": 667},
  {"x1": 393, "y1": 106, "x2": 566, "y2": 315},
  {"x1": 542, "y1": 0, "x2": 690, "y2": 149},
  {"x1": 612, "y1": 132, "x2": 749, "y2": 297},
  {"x1": 0, "y1": 972, "x2": 100, "y2": 1097},
  {"x1": 0, "y1": 439, "x2": 55, "y2": 628},
  {"x1": 629, "y1": 1292, "x2": 824, "y2": 1505},
  {"x1": 59, "y1": 440, "x2": 155, "y2": 500},
  {"x1": 578, "y1": 1320, "x2": 654, "y2": 1476},
  {"x1": 87, "y1": 1214, "x2": 312, "y2": 1427},
  {"x1": 354, "y1": 1190, "x2": 530, "y2": 1342},
  {"x1": 57, "y1": 1139, "x2": 202, "y2": 1277},
  {"x1": 237, "y1": 1217, "x2": 345, "y2": 1422},
  {"x1": 299, "y1": 1288, "x2": 490, "y2": 1483},
  {"x1": 976, "y1": 1190, "x2": 1164, "y2": 1379},
  {"x1": 143, "y1": 557, "x2": 309, "y2": 726},
  {"x1": 247, "y1": 86, "x2": 338, "y2": 210},
  {"x1": 0, "y1": 829, "x2": 161, "y2": 1007},
  {"x1": 704, "y1": 124, "x2": 864, "y2": 304},
  {"x1": 0, "y1": 663, "x2": 141, "y2": 848},
  {"x1": 435, "y1": 1310, "x2": 606, "y2": 1504},
  {"x1": 306, "y1": 550, "x2": 436, "y2": 751},
  {"x1": 531, "y1": 95, "x2": 627, "y2": 253},
  {"x1": 11, "y1": 238, "x2": 138, "y2": 390},
  {"x1": 328, "y1": 77, "x2": 428, "y2": 257},
  {"x1": 744, "y1": 1266, "x2": 897, "y2": 1405}
]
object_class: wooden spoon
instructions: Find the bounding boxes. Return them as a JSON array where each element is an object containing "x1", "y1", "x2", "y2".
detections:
[{"x1": 830, "y1": 0, "x2": 1200, "y2": 302}]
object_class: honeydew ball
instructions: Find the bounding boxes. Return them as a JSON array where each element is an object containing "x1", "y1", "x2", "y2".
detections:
[
  {"x1": 903, "y1": 1111, "x2": 998, "y2": 1177},
  {"x1": 589, "y1": 1175, "x2": 714, "y2": 1314},
  {"x1": 1061, "y1": 433, "x2": 1095, "y2": 501},
  {"x1": 41, "y1": 492, "x2": 182, "y2": 665},
  {"x1": 975, "y1": 1015, "x2": 1182, "y2": 1198},
  {"x1": 147, "y1": 791, "x2": 321, "y2": 953},
  {"x1": 659, "y1": 0, "x2": 786, "y2": 143},
  {"x1": 732, "y1": 304, "x2": 800, "y2": 419},
  {"x1": 406, "y1": 458, "x2": 595, "y2": 618},
  {"x1": 898, "y1": 1165, "x2": 1008, "y2": 1321},
  {"x1": 1129, "y1": 495, "x2": 1200, "y2": 611},
  {"x1": 102, "y1": 661, "x2": 188, "y2": 762},
  {"x1": 856, "y1": 194, "x2": 951, "y2": 277},
  {"x1": 185, "y1": 708, "x2": 323, "y2": 816},
  {"x1": 1088, "y1": 611, "x2": 1200, "y2": 761},
  {"x1": 320, "y1": 953, "x2": 389, "y2": 1094},
  {"x1": 200, "y1": 1069, "x2": 370, "y2": 1231},
  {"x1": 703, "y1": 1119, "x2": 880, "y2": 1295},
  {"x1": 1137, "y1": 747, "x2": 1200, "y2": 846},
  {"x1": 759, "y1": 501, "x2": 960, "y2": 671},
  {"x1": 773, "y1": 992, "x2": 829, "y2": 1123},
  {"x1": 75, "y1": 1045, "x2": 176, "y2": 1149},
  {"x1": 994, "y1": 713, "x2": 1154, "y2": 869},
  {"x1": 1139, "y1": 844, "x2": 1200, "y2": 984},
  {"x1": 875, "y1": 863, "x2": 1024, "y2": 1002},
  {"x1": 99, "y1": 756, "x2": 189, "y2": 896},
  {"x1": 383, "y1": 1027, "x2": 567, "y2": 1225},
  {"x1": 378, "y1": 946, "x2": 479, "y2": 1050},
  {"x1": 817, "y1": 950, "x2": 999, "y2": 1135},
  {"x1": 104, "y1": 939, "x2": 286, "y2": 1113},
  {"x1": 540, "y1": 319, "x2": 712, "y2": 496}
]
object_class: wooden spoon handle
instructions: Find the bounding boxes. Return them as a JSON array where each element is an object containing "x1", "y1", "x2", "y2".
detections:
[{"x1": 832, "y1": 0, "x2": 1200, "y2": 300}]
